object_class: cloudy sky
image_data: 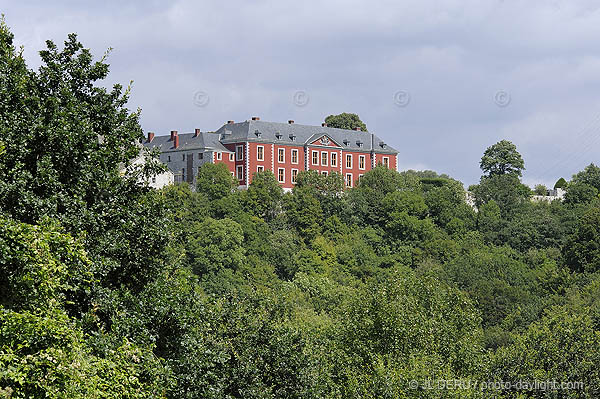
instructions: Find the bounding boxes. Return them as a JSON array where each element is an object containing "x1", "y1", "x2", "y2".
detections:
[{"x1": 4, "y1": 0, "x2": 600, "y2": 186}]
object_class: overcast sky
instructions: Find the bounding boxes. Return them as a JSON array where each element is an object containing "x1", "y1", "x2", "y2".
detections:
[{"x1": 4, "y1": 0, "x2": 600, "y2": 186}]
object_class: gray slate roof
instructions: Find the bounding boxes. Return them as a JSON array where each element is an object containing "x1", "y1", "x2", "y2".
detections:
[
  {"x1": 214, "y1": 120, "x2": 398, "y2": 154},
  {"x1": 143, "y1": 131, "x2": 232, "y2": 153},
  {"x1": 143, "y1": 120, "x2": 398, "y2": 154}
]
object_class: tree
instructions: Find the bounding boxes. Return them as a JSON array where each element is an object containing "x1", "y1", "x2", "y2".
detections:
[
  {"x1": 186, "y1": 217, "x2": 245, "y2": 276},
  {"x1": 470, "y1": 174, "x2": 531, "y2": 217},
  {"x1": 564, "y1": 182, "x2": 598, "y2": 205},
  {"x1": 196, "y1": 162, "x2": 237, "y2": 201},
  {"x1": 534, "y1": 184, "x2": 547, "y2": 195},
  {"x1": 0, "y1": 23, "x2": 170, "y2": 297},
  {"x1": 571, "y1": 163, "x2": 600, "y2": 191},
  {"x1": 324, "y1": 112, "x2": 367, "y2": 132},
  {"x1": 241, "y1": 170, "x2": 283, "y2": 221},
  {"x1": 554, "y1": 177, "x2": 567, "y2": 189},
  {"x1": 564, "y1": 206, "x2": 600, "y2": 273},
  {"x1": 479, "y1": 140, "x2": 525, "y2": 177}
]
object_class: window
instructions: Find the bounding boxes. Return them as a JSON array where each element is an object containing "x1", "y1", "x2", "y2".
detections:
[
  {"x1": 229, "y1": 153, "x2": 234, "y2": 161},
  {"x1": 216, "y1": 152, "x2": 222, "y2": 160},
  {"x1": 182, "y1": 154, "x2": 185, "y2": 161},
  {"x1": 257, "y1": 165, "x2": 264, "y2": 173},
  {"x1": 383, "y1": 157, "x2": 389, "y2": 168},
  {"x1": 236, "y1": 145, "x2": 244, "y2": 161},
  {"x1": 182, "y1": 168, "x2": 185, "y2": 178},
  {"x1": 359, "y1": 155, "x2": 365, "y2": 170},
  {"x1": 346, "y1": 154, "x2": 352, "y2": 168},
  {"x1": 198, "y1": 166, "x2": 201, "y2": 173},
  {"x1": 331, "y1": 152, "x2": 337, "y2": 167},
  {"x1": 291, "y1": 149, "x2": 298, "y2": 164},
  {"x1": 291, "y1": 169, "x2": 298, "y2": 184},
  {"x1": 321, "y1": 152, "x2": 328, "y2": 166},
  {"x1": 312, "y1": 151, "x2": 319, "y2": 165},
  {"x1": 198, "y1": 153, "x2": 203, "y2": 160},
  {"x1": 257, "y1": 146, "x2": 264, "y2": 161},
  {"x1": 322, "y1": 171, "x2": 328, "y2": 176},
  {"x1": 278, "y1": 148, "x2": 285, "y2": 163},
  {"x1": 236, "y1": 165, "x2": 244, "y2": 180},
  {"x1": 151, "y1": 177, "x2": 156, "y2": 184},
  {"x1": 278, "y1": 168, "x2": 285, "y2": 183},
  {"x1": 345, "y1": 173, "x2": 353, "y2": 188},
  {"x1": 167, "y1": 155, "x2": 171, "y2": 162},
  {"x1": 359, "y1": 174, "x2": 364, "y2": 183}
]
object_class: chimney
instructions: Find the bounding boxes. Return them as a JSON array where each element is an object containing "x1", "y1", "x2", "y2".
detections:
[
  {"x1": 321, "y1": 122, "x2": 328, "y2": 127},
  {"x1": 251, "y1": 116, "x2": 260, "y2": 121},
  {"x1": 173, "y1": 135, "x2": 179, "y2": 149},
  {"x1": 227, "y1": 120, "x2": 234, "y2": 124},
  {"x1": 288, "y1": 120, "x2": 294, "y2": 124},
  {"x1": 147, "y1": 132, "x2": 155, "y2": 142},
  {"x1": 194, "y1": 128, "x2": 201, "y2": 137},
  {"x1": 353, "y1": 127, "x2": 361, "y2": 131},
  {"x1": 170, "y1": 130, "x2": 178, "y2": 141}
]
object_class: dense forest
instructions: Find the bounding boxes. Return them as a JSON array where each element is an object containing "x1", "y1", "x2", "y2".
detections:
[{"x1": 2, "y1": 21, "x2": 600, "y2": 399}]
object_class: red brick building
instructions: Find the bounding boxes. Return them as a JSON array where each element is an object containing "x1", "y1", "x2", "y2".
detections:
[{"x1": 144, "y1": 118, "x2": 398, "y2": 189}]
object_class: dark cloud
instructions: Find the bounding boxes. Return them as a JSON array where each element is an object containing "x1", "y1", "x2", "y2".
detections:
[{"x1": 4, "y1": 0, "x2": 600, "y2": 186}]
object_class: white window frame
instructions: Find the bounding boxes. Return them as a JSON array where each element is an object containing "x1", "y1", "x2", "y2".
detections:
[
  {"x1": 278, "y1": 167, "x2": 285, "y2": 183},
  {"x1": 312, "y1": 150, "x2": 319, "y2": 166},
  {"x1": 278, "y1": 148, "x2": 285, "y2": 163},
  {"x1": 331, "y1": 152, "x2": 337, "y2": 167},
  {"x1": 383, "y1": 157, "x2": 389, "y2": 168},
  {"x1": 236, "y1": 165, "x2": 243, "y2": 180},
  {"x1": 216, "y1": 152, "x2": 222, "y2": 160},
  {"x1": 359, "y1": 155, "x2": 365, "y2": 170},
  {"x1": 291, "y1": 149, "x2": 299, "y2": 164},
  {"x1": 236, "y1": 145, "x2": 244, "y2": 161},
  {"x1": 257, "y1": 165, "x2": 264, "y2": 173},
  {"x1": 229, "y1": 153, "x2": 234, "y2": 161},
  {"x1": 291, "y1": 168, "x2": 298, "y2": 184},
  {"x1": 345, "y1": 173, "x2": 353, "y2": 188},
  {"x1": 321, "y1": 151, "x2": 328, "y2": 166},
  {"x1": 346, "y1": 154, "x2": 353, "y2": 169},
  {"x1": 257, "y1": 145, "x2": 264, "y2": 161}
]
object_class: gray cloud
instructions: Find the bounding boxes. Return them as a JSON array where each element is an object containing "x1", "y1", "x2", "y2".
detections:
[{"x1": 4, "y1": 0, "x2": 600, "y2": 186}]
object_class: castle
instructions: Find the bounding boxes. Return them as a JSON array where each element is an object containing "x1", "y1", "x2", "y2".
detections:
[{"x1": 143, "y1": 117, "x2": 399, "y2": 189}]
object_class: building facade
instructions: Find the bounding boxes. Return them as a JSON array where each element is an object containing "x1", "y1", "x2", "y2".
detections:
[{"x1": 143, "y1": 118, "x2": 399, "y2": 189}]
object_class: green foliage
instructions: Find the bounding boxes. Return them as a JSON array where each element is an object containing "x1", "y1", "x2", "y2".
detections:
[
  {"x1": 3, "y1": 21, "x2": 600, "y2": 399},
  {"x1": 196, "y1": 162, "x2": 237, "y2": 201},
  {"x1": 533, "y1": 184, "x2": 547, "y2": 195},
  {"x1": 565, "y1": 182, "x2": 599, "y2": 205},
  {"x1": 324, "y1": 112, "x2": 367, "y2": 132},
  {"x1": 242, "y1": 170, "x2": 283, "y2": 220},
  {"x1": 479, "y1": 140, "x2": 525, "y2": 177},
  {"x1": 186, "y1": 217, "x2": 245, "y2": 276},
  {"x1": 571, "y1": 163, "x2": 600, "y2": 191},
  {"x1": 471, "y1": 174, "x2": 531, "y2": 217},
  {"x1": 564, "y1": 206, "x2": 600, "y2": 273},
  {"x1": 554, "y1": 177, "x2": 567, "y2": 189}
]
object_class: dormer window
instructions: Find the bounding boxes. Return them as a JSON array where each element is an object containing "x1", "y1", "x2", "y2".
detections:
[
  {"x1": 320, "y1": 136, "x2": 330, "y2": 145},
  {"x1": 289, "y1": 134, "x2": 296, "y2": 141},
  {"x1": 379, "y1": 142, "x2": 386, "y2": 148},
  {"x1": 343, "y1": 139, "x2": 350, "y2": 146},
  {"x1": 275, "y1": 132, "x2": 282, "y2": 140},
  {"x1": 255, "y1": 129, "x2": 262, "y2": 137},
  {"x1": 356, "y1": 140, "x2": 363, "y2": 147}
]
